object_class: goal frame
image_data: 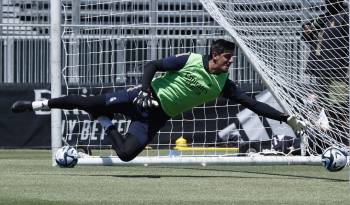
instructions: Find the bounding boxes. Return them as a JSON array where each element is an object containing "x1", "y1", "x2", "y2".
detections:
[
  {"x1": 49, "y1": 0, "x2": 334, "y2": 166},
  {"x1": 77, "y1": 156, "x2": 321, "y2": 166}
]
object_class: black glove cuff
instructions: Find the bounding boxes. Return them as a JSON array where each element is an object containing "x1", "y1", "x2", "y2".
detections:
[
  {"x1": 141, "y1": 87, "x2": 151, "y2": 93},
  {"x1": 280, "y1": 114, "x2": 289, "y2": 123}
]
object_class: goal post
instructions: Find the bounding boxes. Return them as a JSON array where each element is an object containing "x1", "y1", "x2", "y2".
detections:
[
  {"x1": 50, "y1": 0, "x2": 62, "y2": 166},
  {"x1": 52, "y1": 0, "x2": 349, "y2": 166}
]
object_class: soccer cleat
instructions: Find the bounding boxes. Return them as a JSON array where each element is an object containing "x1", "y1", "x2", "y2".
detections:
[{"x1": 11, "y1": 101, "x2": 33, "y2": 113}]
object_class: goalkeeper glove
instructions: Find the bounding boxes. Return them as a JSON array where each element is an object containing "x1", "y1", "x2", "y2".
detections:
[
  {"x1": 133, "y1": 90, "x2": 159, "y2": 110},
  {"x1": 287, "y1": 115, "x2": 306, "y2": 133}
]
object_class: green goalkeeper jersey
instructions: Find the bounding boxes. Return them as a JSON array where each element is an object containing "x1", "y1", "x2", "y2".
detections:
[{"x1": 151, "y1": 53, "x2": 228, "y2": 117}]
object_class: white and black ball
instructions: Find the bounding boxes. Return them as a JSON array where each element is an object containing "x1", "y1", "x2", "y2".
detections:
[
  {"x1": 321, "y1": 147, "x2": 348, "y2": 172},
  {"x1": 55, "y1": 146, "x2": 78, "y2": 168}
]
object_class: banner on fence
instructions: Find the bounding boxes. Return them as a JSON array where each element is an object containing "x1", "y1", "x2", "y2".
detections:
[{"x1": 0, "y1": 83, "x2": 267, "y2": 148}]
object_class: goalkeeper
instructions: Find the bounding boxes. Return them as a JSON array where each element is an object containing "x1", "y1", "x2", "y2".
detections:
[{"x1": 11, "y1": 39, "x2": 306, "y2": 162}]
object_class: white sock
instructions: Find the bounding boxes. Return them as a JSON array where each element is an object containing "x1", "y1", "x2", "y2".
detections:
[{"x1": 32, "y1": 100, "x2": 49, "y2": 111}]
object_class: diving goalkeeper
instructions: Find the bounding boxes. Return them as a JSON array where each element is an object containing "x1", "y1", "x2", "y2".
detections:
[{"x1": 11, "y1": 39, "x2": 306, "y2": 162}]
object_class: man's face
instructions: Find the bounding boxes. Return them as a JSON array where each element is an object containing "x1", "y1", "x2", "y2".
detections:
[{"x1": 211, "y1": 51, "x2": 234, "y2": 73}]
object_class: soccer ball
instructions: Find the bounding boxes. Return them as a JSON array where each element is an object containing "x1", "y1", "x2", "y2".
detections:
[
  {"x1": 321, "y1": 147, "x2": 348, "y2": 172},
  {"x1": 55, "y1": 146, "x2": 78, "y2": 168}
]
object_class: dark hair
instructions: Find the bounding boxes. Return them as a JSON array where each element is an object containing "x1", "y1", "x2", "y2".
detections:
[{"x1": 209, "y1": 39, "x2": 235, "y2": 59}]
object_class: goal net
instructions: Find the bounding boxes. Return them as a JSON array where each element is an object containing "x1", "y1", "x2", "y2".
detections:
[
  {"x1": 59, "y1": 0, "x2": 348, "y2": 165},
  {"x1": 199, "y1": 0, "x2": 349, "y2": 156}
]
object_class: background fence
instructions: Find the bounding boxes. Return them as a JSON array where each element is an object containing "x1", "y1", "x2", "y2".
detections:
[{"x1": 0, "y1": 0, "x2": 324, "y2": 85}]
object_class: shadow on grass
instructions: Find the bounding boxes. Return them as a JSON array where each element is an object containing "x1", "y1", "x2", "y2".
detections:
[
  {"x1": 34, "y1": 172, "x2": 276, "y2": 180},
  {"x1": 164, "y1": 166, "x2": 348, "y2": 182},
  {"x1": 34, "y1": 166, "x2": 348, "y2": 182}
]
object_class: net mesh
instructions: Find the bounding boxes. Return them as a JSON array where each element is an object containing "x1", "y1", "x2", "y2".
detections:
[
  {"x1": 60, "y1": 0, "x2": 349, "y2": 161},
  {"x1": 200, "y1": 0, "x2": 349, "y2": 155}
]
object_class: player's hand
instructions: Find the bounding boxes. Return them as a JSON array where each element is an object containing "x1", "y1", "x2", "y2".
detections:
[
  {"x1": 133, "y1": 90, "x2": 159, "y2": 110},
  {"x1": 287, "y1": 115, "x2": 306, "y2": 133}
]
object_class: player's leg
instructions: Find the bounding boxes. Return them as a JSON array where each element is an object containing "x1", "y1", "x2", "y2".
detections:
[
  {"x1": 11, "y1": 88, "x2": 134, "y2": 117},
  {"x1": 11, "y1": 95, "x2": 106, "y2": 114},
  {"x1": 101, "y1": 94, "x2": 170, "y2": 162},
  {"x1": 103, "y1": 112, "x2": 169, "y2": 162},
  {"x1": 104, "y1": 120, "x2": 149, "y2": 162}
]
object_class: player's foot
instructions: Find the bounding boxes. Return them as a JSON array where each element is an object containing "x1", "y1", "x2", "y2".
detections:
[
  {"x1": 11, "y1": 100, "x2": 50, "y2": 113},
  {"x1": 11, "y1": 101, "x2": 33, "y2": 113}
]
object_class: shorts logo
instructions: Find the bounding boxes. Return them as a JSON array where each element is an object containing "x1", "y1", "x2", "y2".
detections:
[{"x1": 109, "y1": 97, "x2": 117, "y2": 102}]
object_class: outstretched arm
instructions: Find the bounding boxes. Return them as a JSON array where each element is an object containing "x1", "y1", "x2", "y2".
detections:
[
  {"x1": 222, "y1": 80, "x2": 305, "y2": 132},
  {"x1": 222, "y1": 80, "x2": 288, "y2": 122}
]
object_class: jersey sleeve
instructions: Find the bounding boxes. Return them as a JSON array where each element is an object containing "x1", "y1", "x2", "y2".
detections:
[
  {"x1": 222, "y1": 80, "x2": 288, "y2": 122},
  {"x1": 160, "y1": 53, "x2": 190, "y2": 71},
  {"x1": 141, "y1": 54, "x2": 189, "y2": 92}
]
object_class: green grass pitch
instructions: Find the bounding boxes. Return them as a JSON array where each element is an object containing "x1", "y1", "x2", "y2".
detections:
[{"x1": 0, "y1": 149, "x2": 349, "y2": 205}]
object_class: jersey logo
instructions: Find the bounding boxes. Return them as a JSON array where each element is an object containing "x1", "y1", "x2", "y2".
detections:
[{"x1": 184, "y1": 72, "x2": 208, "y2": 95}]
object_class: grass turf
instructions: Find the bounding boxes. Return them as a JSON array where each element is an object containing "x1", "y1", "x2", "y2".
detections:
[{"x1": 0, "y1": 149, "x2": 349, "y2": 205}]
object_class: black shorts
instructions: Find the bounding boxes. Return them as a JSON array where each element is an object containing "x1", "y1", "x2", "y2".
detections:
[{"x1": 104, "y1": 86, "x2": 170, "y2": 145}]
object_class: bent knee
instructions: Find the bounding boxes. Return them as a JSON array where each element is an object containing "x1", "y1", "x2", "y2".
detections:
[
  {"x1": 117, "y1": 151, "x2": 138, "y2": 162},
  {"x1": 115, "y1": 133, "x2": 146, "y2": 162}
]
